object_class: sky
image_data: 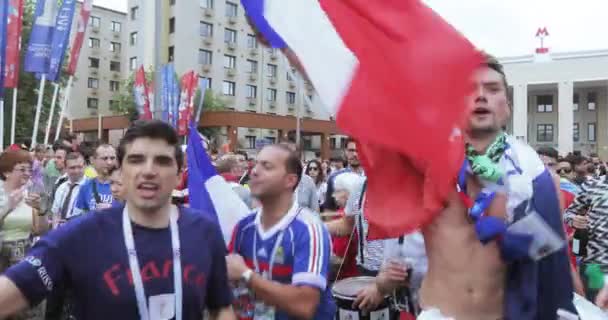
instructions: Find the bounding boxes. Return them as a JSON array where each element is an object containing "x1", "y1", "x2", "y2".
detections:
[{"x1": 93, "y1": 0, "x2": 608, "y2": 57}]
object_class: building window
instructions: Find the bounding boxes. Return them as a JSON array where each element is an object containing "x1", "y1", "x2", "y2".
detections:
[
  {"x1": 168, "y1": 46, "x2": 174, "y2": 61},
  {"x1": 89, "y1": 16, "x2": 100, "y2": 28},
  {"x1": 110, "y1": 61, "x2": 121, "y2": 72},
  {"x1": 88, "y1": 38, "x2": 100, "y2": 48},
  {"x1": 246, "y1": 59, "x2": 257, "y2": 73},
  {"x1": 87, "y1": 98, "x2": 99, "y2": 109},
  {"x1": 130, "y1": 32, "x2": 137, "y2": 46},
  {"x1": 573, "y1": 93, "x2": 579, "y2": 111},
  {"x1": 266, "y1": 88, "x2": 277, "y2": 101},
  {"x1": 201, "y1": 77, "x2": 212, "y2": 89},
  {"x1": 246, "y1": 135, "x2": 256, "y2": 149},
  {"x1": 536, "y1": 124, "x2": 554, "y2": 142},
  {"x1": 573, "y1": 123, "x2": 580, "y2": 142},
  {"x1": 130, "y1": 6, "x2": 138, "y2": 20},
  {"x1": 246, "y1": 85, "x2": 257, "y2": 98},
  {"x1": 200, "y1": 0, "x2": 213, "y2": 8},
  {"x1": 169, "y1": 17, "x2": 175, "y2": 33},
  {"x1": 88, "y1": 57, "x2": 99, "y2": 68},
  {"x1": 266, "y1": 64, "x2": 277, "y2": 77},
  {"x1": 109, "y1": 80, "x2": 120, "y2": 92},
  {"x1": 536, "y1": 95, "x2": 553, "y2": 113},
  {"x1": 199, "y1": 49, "x2": 212, "y2": 65},
  {"x1": 109, "y1": 100, "x2": 119, "y2": 109},
  {"x1": 224, "y1": 55, "x2": 236, "y2": 69},
  {"x1": 222, "y1": 81, "x2": 235, "y2": 96},
  {"x1": 110, "y1": 42, "x2": 121, "y2": 53},
  {"x1": 286, "y1": 92, "x2": 295, "y2": 105},
  {"x1": 87, "y1": 78, "x2": 99, "y2": 89},
  {"x1": 111, "y1": 21, "x2": 121, "y2": 32},
  {"x1": 225, "y1": 1, "x2": 238, "y2": 17},
  {"x1": 200, "y1": 22, "x2": 213, "y2": 37},
  {"x1": 224, "y1": 28, "x2": 236, "y2": 43},
  {"x1": 587, "y1": 92, "x2": 597, "y2": 110},
  {"x1": 247, "y1": 34, "x2": 257, "y2": 49},
  {"x1": 330, "y1": 137, "x2": 337, "y2": 149},
  {"x1": 265, "y1": 137, "x2": 276, "y2": 144},
  {"x1": 170, "y1": 0, "x2": 175, "y2": 5},
  {"x1": 287, "y1": 70, "x2": 294, "y2": 81},
  {"x1": 588, "y1": 123, "x2": 596, "y2": 142},
  {"x1": 129, "y1": 57, "x2": 137, "y2": 70}
]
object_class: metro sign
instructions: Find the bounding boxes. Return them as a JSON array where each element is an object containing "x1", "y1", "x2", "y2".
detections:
[{"x1": 536, "y1": 27, "x2": 549, "y2": 54}]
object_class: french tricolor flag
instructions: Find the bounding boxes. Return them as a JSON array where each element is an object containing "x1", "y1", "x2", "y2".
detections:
[
  {"x1": 187, "y1": 122, "x2": 249, "y2": 244},
  {"x1": 242, "y1": 0, "x2": 483, "y2": 238}
]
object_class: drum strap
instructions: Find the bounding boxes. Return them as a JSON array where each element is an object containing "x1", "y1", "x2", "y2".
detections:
[{"x1": 356, "y1": 180, "x2": 367, "y2": 267}]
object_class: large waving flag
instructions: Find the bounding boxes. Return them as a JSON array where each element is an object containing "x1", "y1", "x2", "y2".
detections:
[
  {"x1": 24, "y1": 0, "x2": 58, "y2": 74},
  {"x1": 187, "y1": 122, "x2": 249, "y2": 244},
  {"x1": 4, "y1": 0, "x2": 24, "y2": 89},
  {"x1": 46, "y1": 0, "x2": 77, "y2": 82},
  {"x1": 242, "y1": 0, "x2": 482, "y2": 238},
  {"x1": 66, "y1": 0, "x2": 92, "y2": 75}
]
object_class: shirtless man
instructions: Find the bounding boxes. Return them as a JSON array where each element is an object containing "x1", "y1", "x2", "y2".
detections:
[{"x1": 419, "y1": 54, "x2": 575, "y2": 319}]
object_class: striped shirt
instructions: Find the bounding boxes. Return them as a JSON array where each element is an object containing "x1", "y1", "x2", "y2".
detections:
[
  {"x1": 51, "y1": 177, "x2": 86, "y2": 220},
  {"x1": 564, "y1": 176, "x2": 608, "y2": 269}
]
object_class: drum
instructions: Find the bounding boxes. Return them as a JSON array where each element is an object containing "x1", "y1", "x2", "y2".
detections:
[{"x1": 332, "y1": 277, "x2": 393, "y2": 320}]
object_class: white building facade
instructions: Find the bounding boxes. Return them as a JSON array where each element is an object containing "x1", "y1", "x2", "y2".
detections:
[{"x1": 502, "y1": 50, "x2": 608, "y2": 159}]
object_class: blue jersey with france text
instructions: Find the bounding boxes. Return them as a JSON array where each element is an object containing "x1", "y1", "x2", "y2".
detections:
[
  {"x1": 73, "y1": 178, "x2": 113, "y2": 216},
  {"x1": 3, "y1": 206, "x2": 232, "y2": 319},
  {"x1": 229, "y1": 205, "x2": 336, "y2": 319}
]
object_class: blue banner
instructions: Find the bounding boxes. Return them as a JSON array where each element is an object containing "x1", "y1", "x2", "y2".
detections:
[
  {"x1": 47, "y1": 0, "x2": 76, "y2": 82},
  {"x1": 0, "y1": 0, "x2": 9, "y2": 96},
  {"x1": 168, "y1": 63, "x2": 179, "y2": 128},
  {"x1": 160, "y1": 64, "x2": 169, "y2": 123},
  {"x1": 24, "y1": 0, "x2": 58, "y2": 74}
]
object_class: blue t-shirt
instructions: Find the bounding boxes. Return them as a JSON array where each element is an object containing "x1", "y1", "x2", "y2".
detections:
[
  {"x1": 3, "y1": 206, "x2": 232, "y2": 319},
  {"x1": 73, "y1": 178, "x2": 113, "y2": 216},
  {"x1": 229, "y1": 205, "x2": 336, "y2": 319}
]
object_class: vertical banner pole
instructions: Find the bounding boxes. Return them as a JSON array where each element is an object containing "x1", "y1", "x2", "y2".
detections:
[
  {"x1": 31, "y1": 74, "x2": 47, "y2": 148},
  {"x1": 43, "y1": 83, "x2": 59, "y2": 145}
]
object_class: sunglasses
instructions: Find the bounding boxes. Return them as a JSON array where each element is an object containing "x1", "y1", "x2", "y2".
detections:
[{"x1": 557, "y1": 168, "x2": 572, "y2": 174}]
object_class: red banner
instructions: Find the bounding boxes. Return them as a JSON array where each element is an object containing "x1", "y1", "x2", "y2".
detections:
[
  {"x1": 4, "y1": 0, "x2": 23, "y2": 88},
  {"x1": 177, "y1": 71, "x2": 196, "y2": 136},
  {"x1": 134, "y1": 66, "x2": 152, "y2": 120},
  {"x1": 66, "y1": 0, "x2": 92, "y2": 75}
]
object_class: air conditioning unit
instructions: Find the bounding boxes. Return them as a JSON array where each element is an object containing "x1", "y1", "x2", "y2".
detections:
[
  {"x1": 269, "y1": 77, "x2": 277, "y2": 85},
  {"x1": 226, "y1": 42, "x2": 236, "y2": 51},
  {"x1": 247, "y1": 97, "x2": 256, "y2": 106},
  {"x1": 203, "y1": 37, "x2": 213, "y2": 46},
  {"x1": 248, "y1": 128, "x2": 256, "y2": 133},
  {"x1": 90, "y1": 69, "x2": 98, "y2": 76},
  {"x1": 201, "y1": 64, "x2": 212, "y2": 73},
  {"x1": 248, "y1": 73, "x2": 257, "y2": 82},
  {"x1": 91, "y1": 89, "x2": 98, "y2": 96},
  {"x1": 270, "y1": 53, "x2": 278, "y2": 60},
  {"x1": 112, "y1": 73, "x2": 120, "y2": 79},
  {"x1": 204, "y1": 8, "x2": 214, "y2": 17},
  {"x1": 228, "y1": 16, "x2": 237, "y2": 25},
  {"x1": 113, "y1": 33, "x2": 120, "y2": 39},
  {"x1": 249, "y1": 49, "x2": 258, "y2": 56},
  {"x1": 288, "y1": 81, "x2": 295, "y2": 89},
  {"x1": 269, "y1": 102, "x2": 276, "y2": 109},
  {"x1": 89, "y1": 110, "x2": 98, "y2": 116},
  {"x1": 226, "y1": 68, "x2": 237, "y2": 77},
  {"x1": 91, "y1": 27, "x2": 100, "y2": 34}
]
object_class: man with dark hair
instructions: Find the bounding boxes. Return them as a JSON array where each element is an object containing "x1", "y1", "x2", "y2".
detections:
[
  {"x1": 226, "y1": 143, "x2": 335, "y2": 319},
  {"x1": 72, "y1": 144, "x2": 117, "y2": 216},
  {"x1": 50, "y1": 152, "x2": 85, "y2": 225},
  {"x1": 0, "y1": 120, "x2": 235, "y2": 319},
  {"x1": 537, "y1": 147, "x2": 559, "y2": 171}
]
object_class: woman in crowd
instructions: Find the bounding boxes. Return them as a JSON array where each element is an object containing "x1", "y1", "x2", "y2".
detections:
[
  {"x1": 306, "y1": 159, "x2": 328, "y2": 210},
  {"x1": 328, "y1": 172, "x2": 361, "y2": 281},
  {"x1": 0, "y1": 149, "x2": 48, "y2": 318}
]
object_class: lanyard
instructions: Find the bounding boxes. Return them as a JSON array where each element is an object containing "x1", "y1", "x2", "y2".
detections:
[
  {"x1": 252, "y1": 207, "x2": 302, "y2": 278},
  {"x1": 253, "y1": 231, "x2": 285, "y2": 279},
  {"x1": 122, "y1": 206, "x2": 182, "y2": 320}
]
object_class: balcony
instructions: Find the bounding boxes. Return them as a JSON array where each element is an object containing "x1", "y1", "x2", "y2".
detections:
[
  {"x1": 90, "y1": 88, "x2": 98, "y2": 96},
  {"x1": 89, "y1": 68, "x2": 99, "y2": 76},
  {"x1": 248, "y1": 73, "x2": 257, "y2": 82},
  {"x1": 225, "y1": 41, "x2": 236, "y2": 51},
  {"x1": 201, "y1": 64, "x2": 212, "y2": 73},
  {"x1": 269, "y1": 77, "x2": 277, "y2": 86},
  {"x1": 112, "y1": 52, "x2": 121, "y2": 60},
  {"x1": 227, "y1": 16, "x2": 237, "y2": 25},
  {"x1": 268, "y1": 101, "x2": 277, "y2": 110},
  {"x1": 112, "y1": 32, "x2": 120, "y2": 39},
  {"x1": 287, "y1": 106, "x2": 295, "y2": 115},
  {"x1": 112, "y1": 72, "x2": 121, "y2": 79},
  {"x1": 269, "y1": 51, "x2": 278, "y2": 60},
  {"x1": 225, "y1": 68, "x2": 237, "y2": 78},
  {"x1": 91, "y1": 27, "x2": 100, "y2": 34},
  {"x1": 288, "y1": 81, "x2": 296, "y2": 89},
  {"x1": 249, "y1": 48, "x2": 258, "y2": 57},
  {"x1": 247, "y1": 97, "x2": 257, "y2": 107},
  {"x1": 202, "y1": 37, "x2": 213, "y2": 47},
  {"x1": 203, "y1": 8, "x2": 214, "y2": 18}
]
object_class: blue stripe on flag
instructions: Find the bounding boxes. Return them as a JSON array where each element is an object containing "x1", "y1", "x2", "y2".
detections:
[{"x1": 240, "y1": 0, "x2": 287, "y2": 48}]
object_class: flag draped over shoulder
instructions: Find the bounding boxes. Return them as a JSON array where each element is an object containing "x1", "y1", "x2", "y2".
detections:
[
  {"x1": 241, "y1": 0, "x2": 482, "y2": 238},
  {"x1": 187, "y1": 122, "x2": 249, "y2": 244}
]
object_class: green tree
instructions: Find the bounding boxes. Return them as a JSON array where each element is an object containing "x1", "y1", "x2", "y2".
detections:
[{"x1": 3, "y1": 0, "x2": 70, "y2": 147}]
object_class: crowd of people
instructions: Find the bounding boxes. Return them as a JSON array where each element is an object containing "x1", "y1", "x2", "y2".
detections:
[{"x1": 1, "y1": 31, "x2": 608, "y2": 320}]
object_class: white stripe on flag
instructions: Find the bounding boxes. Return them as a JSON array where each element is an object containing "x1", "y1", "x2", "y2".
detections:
[
  {"x1": 205, "y1": 175, "x2": 249, "y2": 244},
  {"x1": 264, "y1": 0, "x2": 358, "y2": 115}
]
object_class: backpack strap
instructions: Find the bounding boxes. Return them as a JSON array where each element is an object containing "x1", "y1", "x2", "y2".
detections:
[{"x1": 91, "y1": 179, "x2": 102, "y2": 204}]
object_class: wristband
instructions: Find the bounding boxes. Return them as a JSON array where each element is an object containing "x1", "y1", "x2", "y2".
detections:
[{"x1": 241, "y1": 269, "x2": 254, "y2": 284}]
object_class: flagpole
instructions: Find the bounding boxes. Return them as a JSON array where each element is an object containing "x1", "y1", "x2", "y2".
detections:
[
  {"x1": 10, "y1": 88, "x2": 17, "y2": 144},
  {"x1": 97, "y1": 112, "x2": 102, "y2": 140},
  {"x1": 43, "y1": 83, "x2": 59, "y2": 145},
  {"x1": 153, "y1": 0, "x2": 162, "y2": 120},
  {"x1": 31, "y1": 74, "x2": 46, "y2": 148},
  {"x1": 0, "y1": 99, "x2": 4, "y2": 151},
  {"x1": 55, "y1": 75, "x2": 73, "y2": 141}
]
